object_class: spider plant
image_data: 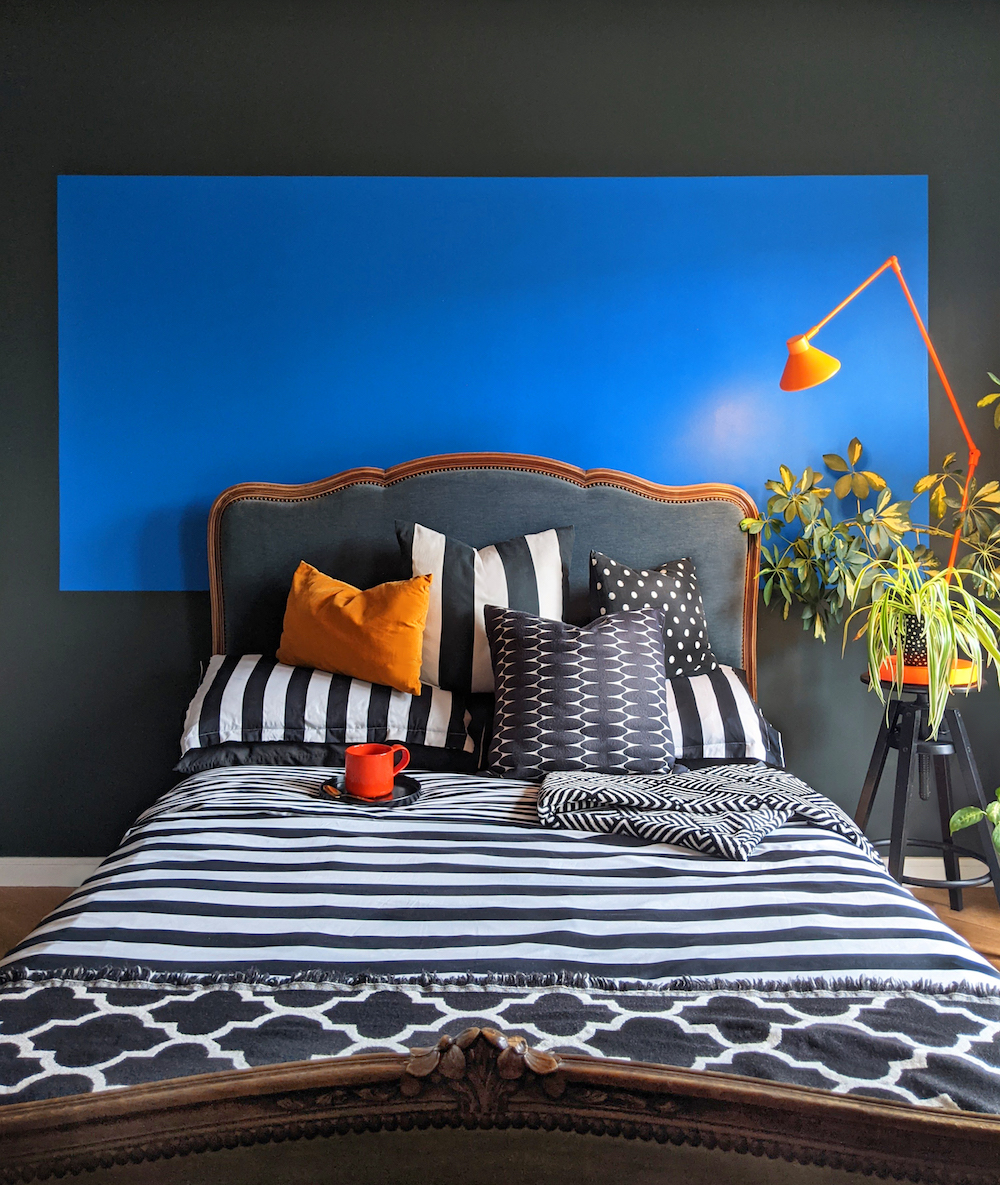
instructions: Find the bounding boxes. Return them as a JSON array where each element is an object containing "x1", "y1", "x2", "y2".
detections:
[{"x1": 844, "y1": 546, "x2": 1000, "y2": 738}]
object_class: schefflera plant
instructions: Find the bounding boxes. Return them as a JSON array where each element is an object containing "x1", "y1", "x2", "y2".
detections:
[{"x1": 740, "y1": 438, "x2": 918, "y2": 642}]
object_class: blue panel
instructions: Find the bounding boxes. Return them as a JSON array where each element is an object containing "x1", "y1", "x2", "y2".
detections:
[{"x1": 58, "y1": 175, "x2": 928, "y2": 590}]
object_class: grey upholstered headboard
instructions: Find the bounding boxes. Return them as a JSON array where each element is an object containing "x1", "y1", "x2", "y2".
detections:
[{"x1": 208, "y1": 453, "x2": 760, "y2": 692}]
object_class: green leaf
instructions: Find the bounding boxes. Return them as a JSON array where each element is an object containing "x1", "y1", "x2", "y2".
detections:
[
  {"x1": 949, "y1": 806, "x2": 986, "y2": 834},
  {"x1": 994, "y1": 822, "x2": 1000, "y2": 856},
  {"x1": 851, "y1": 472, "x2": 870, "y2": 499},
  {"x1": 986, "y1": 800, "x2": 1000, "y2": 827},
  {"x1": 848, "y1": 437, "x2": 863, "y2": 466},
  {"x1": 740, "y1": 516, "x2": 764, "y2": 535},
  {"x1": 834, "y1": 474, "x2": 852, "y2": 500},
  {"x1": 988, "y1": 372, "x2": 1000, "y2": 386},
  {"x1": 824, "y1": 453, "x2": 849, "y2": 473}
]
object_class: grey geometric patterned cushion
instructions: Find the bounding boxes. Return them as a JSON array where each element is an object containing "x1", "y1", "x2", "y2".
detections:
[
  {"x1": 590, "y1": 551, "x2": 718, "y2": 678},
  {"x1": 484, "y1": 604, "x2": 675, "y2": 779}
]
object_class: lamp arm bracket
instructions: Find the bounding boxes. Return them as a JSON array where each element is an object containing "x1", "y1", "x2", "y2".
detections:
[{"x1": 796, "y1": 254, "x2": 981, "y2": 575}]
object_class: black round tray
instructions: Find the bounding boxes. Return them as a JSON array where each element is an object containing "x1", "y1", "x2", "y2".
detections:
[{"x1": 321, "y1": 774, "x2": 422, "y2": 808}]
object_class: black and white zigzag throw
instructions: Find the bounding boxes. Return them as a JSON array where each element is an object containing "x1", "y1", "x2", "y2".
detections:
[{"x1": 537, "y1": 766, "x2": 883, "y2": 862}]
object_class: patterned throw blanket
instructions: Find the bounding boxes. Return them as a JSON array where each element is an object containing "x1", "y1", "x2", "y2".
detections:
[
  {"x1": 2, "y1": 978, "x2": 1000, "y2": 1113},
  {"x1": 537, "y1": 766, "x2": 883, "y2": 861}
]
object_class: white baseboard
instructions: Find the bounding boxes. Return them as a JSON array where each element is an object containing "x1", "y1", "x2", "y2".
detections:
[
  {"x1": 0, "y1": 858, "x2": 103, "y2": 887},
  {"x1": 884, "y1": 855, "x2": 991, "y2": 882}
]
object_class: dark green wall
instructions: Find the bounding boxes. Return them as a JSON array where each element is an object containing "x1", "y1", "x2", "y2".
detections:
[{"x1": 2, "y1": 0, "x2": 999, "y2": 854}]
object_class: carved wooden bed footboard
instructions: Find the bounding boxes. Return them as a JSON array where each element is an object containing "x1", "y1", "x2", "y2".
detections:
[{"x1": 1, "y1": 1030, "x2": 999, "y2": 1184}]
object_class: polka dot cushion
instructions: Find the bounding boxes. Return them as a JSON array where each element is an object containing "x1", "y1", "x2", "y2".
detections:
[{"x1": 589, "y1": 551, "x2": 718, "y2": 678}]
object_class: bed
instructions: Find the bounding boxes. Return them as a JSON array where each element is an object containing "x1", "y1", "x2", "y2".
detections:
[{"x1": 1, "y1": 453, "x2": 999, "y2": 1184}]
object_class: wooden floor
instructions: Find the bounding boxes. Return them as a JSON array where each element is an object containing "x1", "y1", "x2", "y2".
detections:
[
  {"x1": 910, "y1": 884, "x2": 1000, "y2": 970},
  {"x1": 0, "y1": 887, "x2": 73, "y2": 958},
  {"x1": 1, "y1": 884, "x2": 999, "y2": 967}
]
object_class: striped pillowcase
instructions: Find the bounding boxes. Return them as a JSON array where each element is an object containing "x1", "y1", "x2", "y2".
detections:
[
  {"x1": 181, "y1": 655, "x2": 477, "y2": 756},
  {"x1": 396, "y1": 522, "x2": 573, "y2": 694},
  {"x1": 666, "y1": 665, "x2": 784, "y2": 767}
]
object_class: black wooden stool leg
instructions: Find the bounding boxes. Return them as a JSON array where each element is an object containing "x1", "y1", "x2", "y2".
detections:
[
  {"x1": 933, "y1": 753, "x2": 964, "y2": 911},
  {"x1": 888, "y1": 705, "x2": 919, "y2": 883},
  {"x1": 855, "y1": 701, "x2": 898, "y2": 831},
  {"x1": 946, "y1": 708, "x2": 1000, "y2": 910}
]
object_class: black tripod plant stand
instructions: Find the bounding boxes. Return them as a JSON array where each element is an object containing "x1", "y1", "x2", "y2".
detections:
[{"x1": 854, "y1": 683, "x2": 1000, "y2": 911}]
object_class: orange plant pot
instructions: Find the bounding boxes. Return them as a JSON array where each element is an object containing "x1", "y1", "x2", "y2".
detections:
[{"x1": 877, "y1": 655, "x2": 979, "y2": 688}]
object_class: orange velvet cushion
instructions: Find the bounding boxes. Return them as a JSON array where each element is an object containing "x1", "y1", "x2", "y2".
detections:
[{"x1": 276, "y1": 561, "x2": 432, "y2": 695}]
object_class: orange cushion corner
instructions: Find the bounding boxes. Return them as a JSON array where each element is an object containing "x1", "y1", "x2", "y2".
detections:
[{"x1": 276, "y1": 561, "x2": 432, "y2": 695}]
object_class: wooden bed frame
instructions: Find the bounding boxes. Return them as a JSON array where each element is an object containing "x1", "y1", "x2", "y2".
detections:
[
  {"x1": 2, "y1": 1027, "x2": 1000, "y2": 1183},
  {"x1": 1, "y1": 455, "x2": 998, "y2": 1182}
]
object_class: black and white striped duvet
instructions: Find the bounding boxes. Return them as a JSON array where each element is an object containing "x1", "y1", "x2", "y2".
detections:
[
  {"x1": 4, "y1": 767, "x2": 997, "y2": 990},
  {"x1": 2, "y1": 767, "x2": 1000, "y2": 1112}
]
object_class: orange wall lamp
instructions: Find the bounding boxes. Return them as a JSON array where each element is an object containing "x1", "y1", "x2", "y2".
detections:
[{"x1": 779, "y1": 255, "x2": 979, "y2": 572}]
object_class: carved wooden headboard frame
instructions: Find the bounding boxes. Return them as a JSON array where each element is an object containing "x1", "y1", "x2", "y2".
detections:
[{"x1": 207, "y1": 452, "x2": 761, "y2": 694}]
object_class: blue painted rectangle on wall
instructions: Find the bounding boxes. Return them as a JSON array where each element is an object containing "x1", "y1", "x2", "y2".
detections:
[{"x1": 58, "y1": 174, "x2": 928, "y2": 591}]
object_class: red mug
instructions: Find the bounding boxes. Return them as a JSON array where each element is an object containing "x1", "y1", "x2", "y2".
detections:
[{"x1": 344, "y1": 743, "x2": 410, "y2": 799}]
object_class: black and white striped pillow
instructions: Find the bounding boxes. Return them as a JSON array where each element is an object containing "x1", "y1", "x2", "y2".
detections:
[
  {"x1": 665, "y1": 665, "x2": 784, "y2": 767},
  {"x1": 396, "y1": 522, "x2": 573, "y2": 694},
  {"x1": 180, "y1": 655, "x2": 478, "y2": 759}
]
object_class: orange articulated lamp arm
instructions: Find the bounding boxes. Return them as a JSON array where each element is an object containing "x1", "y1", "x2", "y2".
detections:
[{"x1": 780, "y1": 255, "x2": 979, "y2": 570}]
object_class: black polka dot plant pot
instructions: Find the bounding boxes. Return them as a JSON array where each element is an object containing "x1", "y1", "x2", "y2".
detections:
[{"x1": 901, "y1": 614, "x2": 929, "y2": 667}]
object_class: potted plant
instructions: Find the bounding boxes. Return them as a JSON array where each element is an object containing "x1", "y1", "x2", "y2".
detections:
[
  {"x1": 742, "y1": 432, "x2": 1000, "y2": 739},
  {"x1": 843, "y1": 546, "x2": 1000, "y2": 738}
]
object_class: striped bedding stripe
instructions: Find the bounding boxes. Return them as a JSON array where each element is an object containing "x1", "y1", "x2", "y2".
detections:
[{"x1": 3, "y1": 767, "x2": 998, "y2": 993}]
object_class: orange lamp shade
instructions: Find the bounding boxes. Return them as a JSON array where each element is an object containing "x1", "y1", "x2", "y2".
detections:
[{"x1": 779, "y1": 335, "x2": 842, "y2": 392}]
